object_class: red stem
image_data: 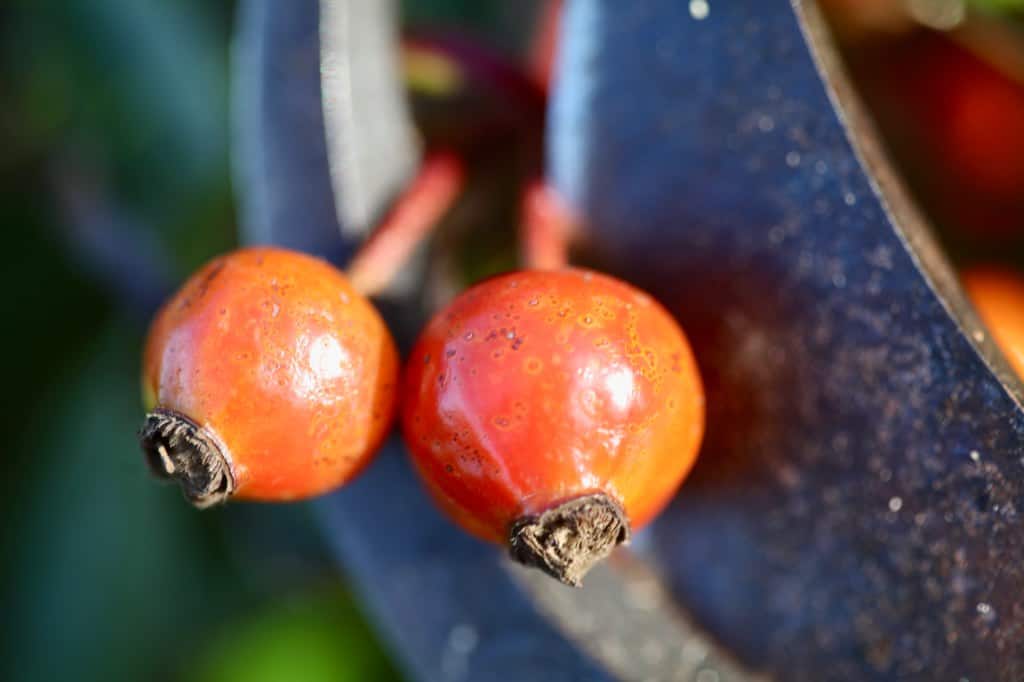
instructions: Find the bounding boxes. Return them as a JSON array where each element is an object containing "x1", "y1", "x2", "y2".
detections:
[
  {"x1": 520, "y1": 181, "x2": 576, "y2": 271},
  {"x1": 528, "y1": 0, "x2": 564, "y2": 92},
  {"x1": 347, "y1": 153, "x2": 464, "y2": 296}
]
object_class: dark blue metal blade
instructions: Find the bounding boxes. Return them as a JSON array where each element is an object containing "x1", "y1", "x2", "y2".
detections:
[
  {"x1": 233, "y1": 0, "x2": 415, "y2": 264},
  {"x1": 549, "y1": 1, "x2": 1024, "y2": 680},
  {"x1": 317, "y1": 436, "x2": 616, "y2": 682}
]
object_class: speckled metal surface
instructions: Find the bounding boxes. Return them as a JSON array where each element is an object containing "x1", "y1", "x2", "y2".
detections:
[
  {"x1": 550, "y1": 1, "x2": 1024, "y2": 679},
  {"x1": 509, "y1": 555, "x2": 770, "y2": 682}
]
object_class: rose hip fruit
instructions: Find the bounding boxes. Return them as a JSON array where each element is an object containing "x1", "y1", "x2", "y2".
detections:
[
  {"x1": 963, "y1": 267, "x2": 1024, "y2": 379},
  {"x1": 140, "y1": 247, "x2": 399, "y2": 508},
  {"x1": 401, "y1": 269, "x2": 705, "y2": 585}
]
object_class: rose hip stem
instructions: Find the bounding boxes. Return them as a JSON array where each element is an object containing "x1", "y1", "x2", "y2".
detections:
[
  {"x1": 529, "y1": 0, "x2": 564, "y2": 91},
  {"x1": 520, "y1": 180, "x2": 577, "y2": 271},
  {"x1": 347, "y1": 153, "x2": 464, "y2": 297}
]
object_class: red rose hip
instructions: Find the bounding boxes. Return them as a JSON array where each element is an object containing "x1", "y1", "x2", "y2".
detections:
[
  {"x1": 401, "y1": 269, "x2": 705, "y2": 584},
  {"x1": 140, "y1": 247, "x2": 399, "y2": 507}
]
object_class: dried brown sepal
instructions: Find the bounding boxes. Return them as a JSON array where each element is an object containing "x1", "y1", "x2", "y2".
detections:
[
  {"x1": 139, "y1": 408, "x2": 235, "y2": 509},
  {"x1": 509, "y1": 493, "x2": 630, "y2": 587}
]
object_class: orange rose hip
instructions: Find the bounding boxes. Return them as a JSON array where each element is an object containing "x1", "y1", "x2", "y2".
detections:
[
  {"x1": 140, "y1": 247, "x2": 398, "y2": 507},
  {"x1": 963, "y1": 267, "x2": 1024, "y2": 378},
  {"x1": 401, "y1": 269, "x2": 704, "y2": 585}
]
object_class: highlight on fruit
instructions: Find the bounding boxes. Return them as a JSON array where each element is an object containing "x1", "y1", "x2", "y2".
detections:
[
  {"x1": 139, "y1": 246, "x2": 399, "y2": 508},
  {"x1": 401, "y1": 268, "x2": 705, "y2": 585}
]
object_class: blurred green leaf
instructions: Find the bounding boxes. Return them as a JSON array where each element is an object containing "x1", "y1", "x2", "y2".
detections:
[
  {"x1": 402, "y1": 0, "x2": 502, "y2": 30},
  {"x1": 5, "y1": 0, "x2": 236, "y2": 275},
  {"x1": 970, "y1": 0, "x2": 1024, "y2": 14},
  {"x1": 188, "y1": 587, "x2": 402, "y2": 682},
  {"x1": 401, "y1": 0, "x2": 538, "y2": 52},
  {"x1": 11, "y1": 0, "x2": 228, "y2": 193},
  {"x1": 2, "y1": 321, "x2": 245, "y2": 682}
]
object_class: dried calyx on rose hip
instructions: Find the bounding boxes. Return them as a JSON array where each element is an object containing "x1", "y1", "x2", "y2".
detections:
[
  {"x1": 401, "y1": 268, "x2": 705, "y2": 585},
  {"x1": 139, "y1": 246, "x2": 398, "y2": 508}
]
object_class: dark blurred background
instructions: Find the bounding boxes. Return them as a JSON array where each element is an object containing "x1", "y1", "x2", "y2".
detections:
[{"x1": 1, "y1": 1, "x2": 1021, "y2": 681}]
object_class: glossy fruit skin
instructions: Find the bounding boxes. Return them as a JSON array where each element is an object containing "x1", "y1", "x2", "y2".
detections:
[
  {"x1": 963, "y1": 268, "x2": 1024, "y2": 379},
  {"x1": 142, "y1": 246, "x2": 399, "y2": 502},
  {"x1": 401, "y1": 268, "x2": 705, "y2": 542}
]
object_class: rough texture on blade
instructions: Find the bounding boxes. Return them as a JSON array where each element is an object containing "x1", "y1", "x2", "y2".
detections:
[{"x1": 549, "y1": 1, "x2": 1024, "y2": 680}]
